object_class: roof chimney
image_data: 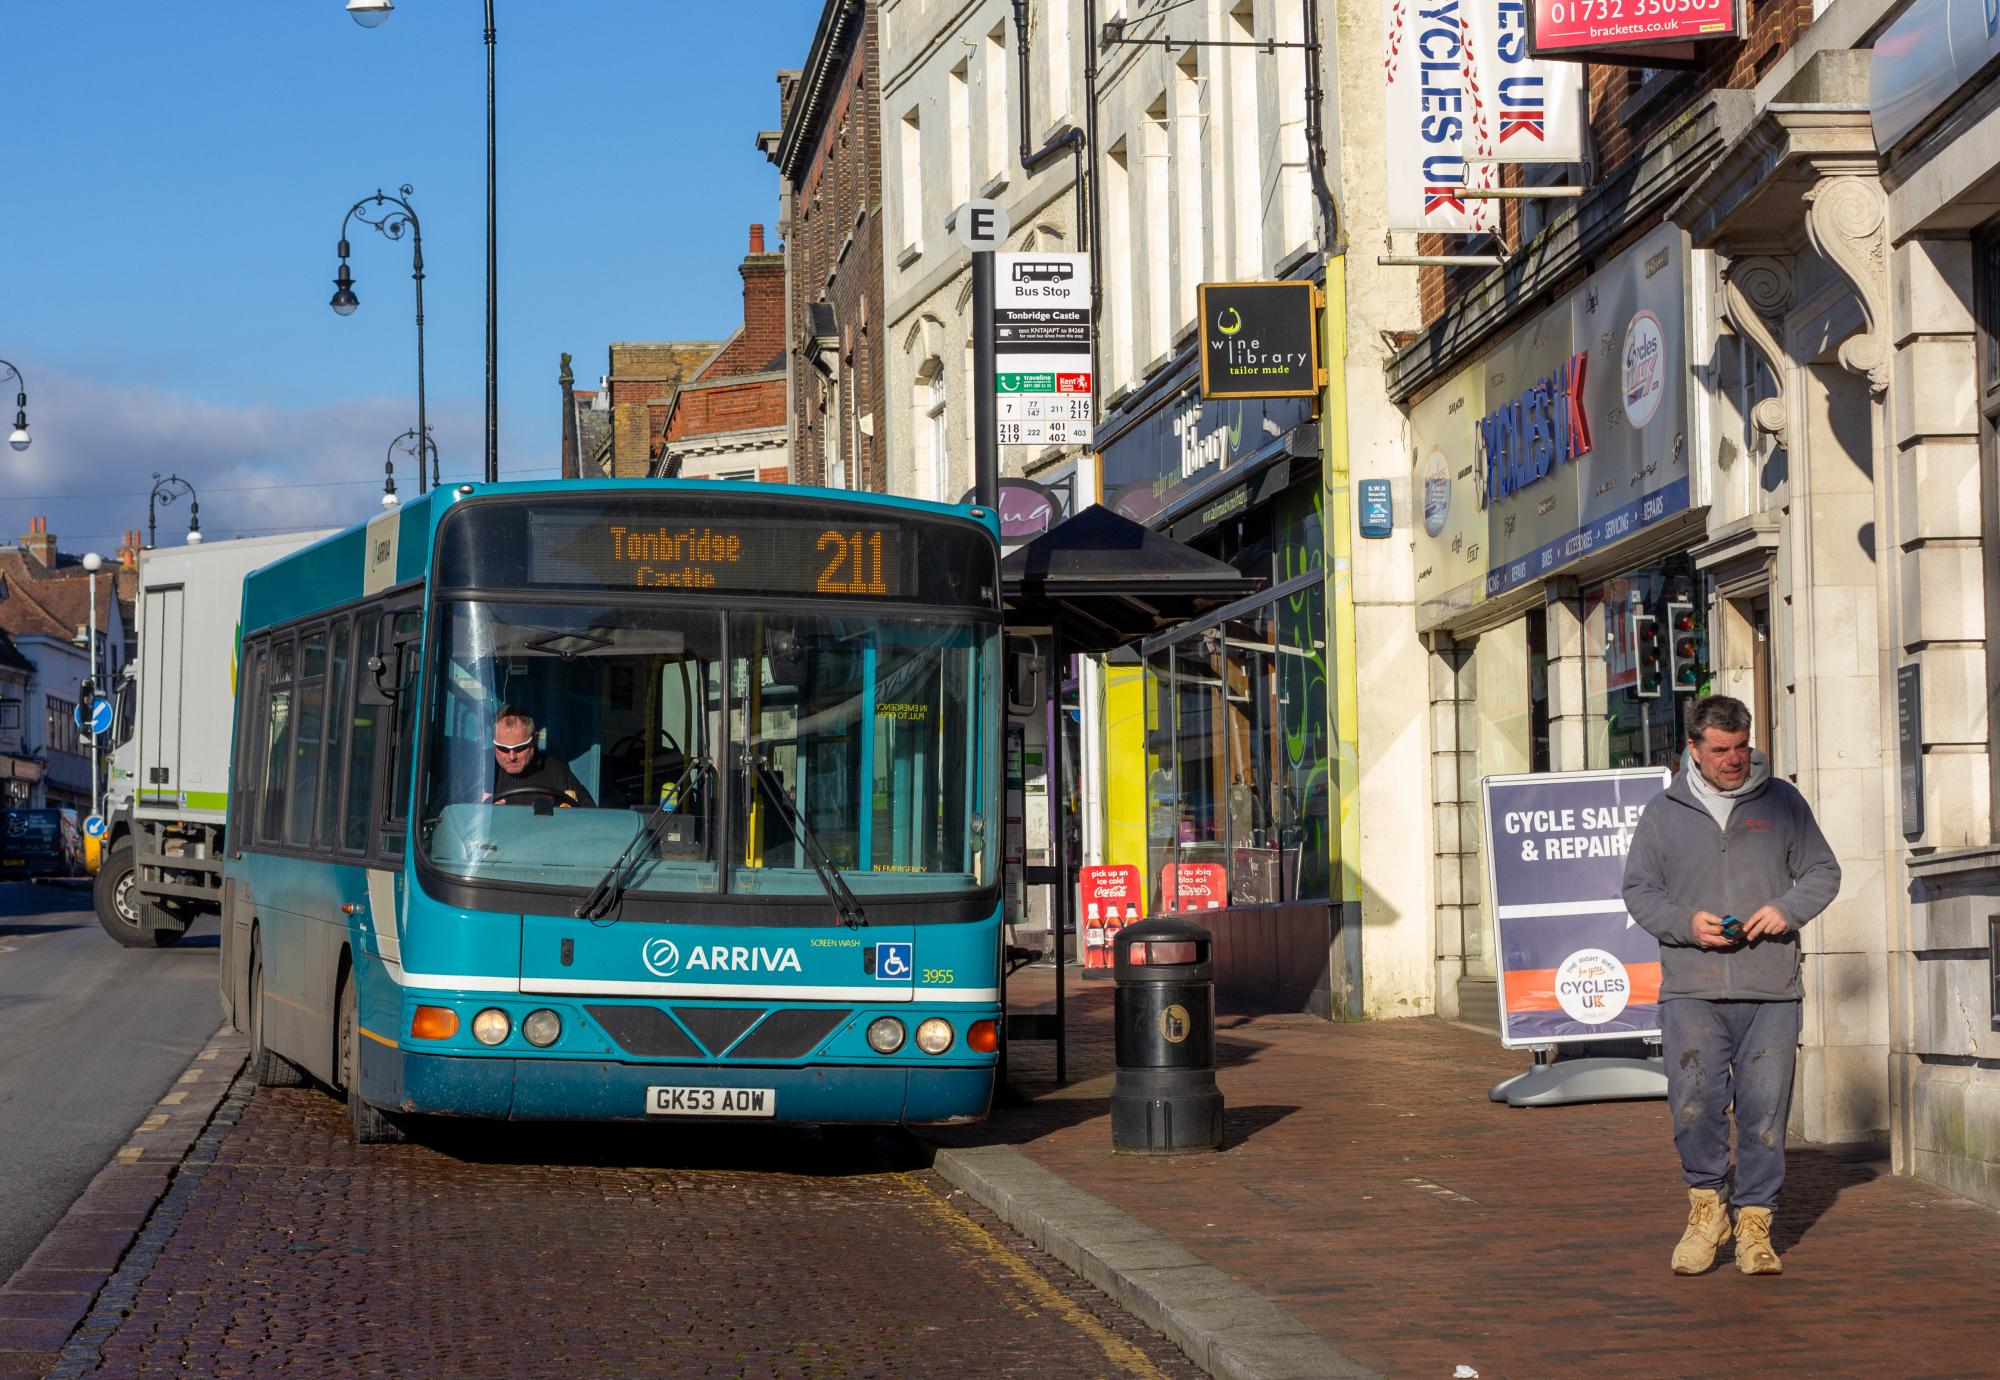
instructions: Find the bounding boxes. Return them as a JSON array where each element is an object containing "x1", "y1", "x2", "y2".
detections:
[
  {"x1": 118, "y1": 530, "x2": 144, "y2": 571},
  {"x1": 20, "y1": 517, "x2": 55, "y2": 570},
  {"x1": 749, "y1": 223, "x2": 765, "y2": 255}
]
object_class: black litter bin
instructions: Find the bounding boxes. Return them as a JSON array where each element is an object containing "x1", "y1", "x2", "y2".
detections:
[{"x1": 1110, "y1": 916, "x2": 1224, "y2": 1153}]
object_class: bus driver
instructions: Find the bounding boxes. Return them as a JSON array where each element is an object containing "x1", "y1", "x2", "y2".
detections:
[{"x1": 485, "y1": 707, "x2": 595, "y2": 809}]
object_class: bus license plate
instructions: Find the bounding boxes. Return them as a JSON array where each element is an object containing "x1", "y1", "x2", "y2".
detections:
[{"x1": 646, "y1": 1086, "x2": 775, "y2": 1118}]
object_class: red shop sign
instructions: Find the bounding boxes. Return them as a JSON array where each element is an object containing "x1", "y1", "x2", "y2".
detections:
[{"x1": 1529, "y1": 0, "x2": 1739, "y2": 63}]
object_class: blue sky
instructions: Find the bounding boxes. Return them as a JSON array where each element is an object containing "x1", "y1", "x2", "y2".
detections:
[{"x1": 0, "y1": 1, "x2": 820, "y2": 552}]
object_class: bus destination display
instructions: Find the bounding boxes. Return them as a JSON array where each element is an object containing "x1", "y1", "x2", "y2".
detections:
[{"x1": 527, "y1": 512, "x2": 908, "y2": 597}]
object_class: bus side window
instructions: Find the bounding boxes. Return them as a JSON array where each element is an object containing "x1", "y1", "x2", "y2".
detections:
[
  {"x1": 379, "y1": 609, "x2": 423, "y2": 859},
  {"x1": 232, "y1": 642, "x2": 269, "y2": 845},
  {"x1": 342, "y1": 612, "x2": 385, "y2": 854},
  {"x1": 258, "y1": 635, "x2": 297, "y2": 846},
  {"x1": 315, "y1": 617, "x2": 351, "y2": 852},
  {"x1": 286, "y1": 626, "x2": 328, "y2": 848}
]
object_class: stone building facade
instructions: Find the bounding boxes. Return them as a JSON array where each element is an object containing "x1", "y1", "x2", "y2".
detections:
[{"x1": 1390, "y1": 0, "x2": 2000, "y2": 1202}]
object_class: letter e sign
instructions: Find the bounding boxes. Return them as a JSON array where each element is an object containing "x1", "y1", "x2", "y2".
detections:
[{"x1": 953, "y1": 199, "x2": 1010, "y2": 251}]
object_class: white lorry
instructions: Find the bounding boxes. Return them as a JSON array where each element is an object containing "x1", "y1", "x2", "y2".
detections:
[{"x1": 95, "y1": 531, "x2": 334, "y2": 946}]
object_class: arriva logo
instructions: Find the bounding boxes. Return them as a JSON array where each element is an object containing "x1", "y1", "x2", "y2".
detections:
[
  {"x1": 641, "y1": 939, "x2": 681, "y2": 977},
  {"x1": 641, "y1": 937, "x2": 803, "y2": 978}
]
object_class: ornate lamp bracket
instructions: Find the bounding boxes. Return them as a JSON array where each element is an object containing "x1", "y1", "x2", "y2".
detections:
[
  {"x1": 1803, "y1": 175, "x2": 1891, "y2": 396},
  {"x1": 1720, "y1": 255, "x2": 1796, "y2": 454}
]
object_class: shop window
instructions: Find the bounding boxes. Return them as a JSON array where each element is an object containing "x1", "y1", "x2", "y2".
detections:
[
  {"x1": 1584, "y1": 555, "x2": 1704, "y2": 771},
  {"x1": 1142, "y1": 577, "x2": 1332, "y2": 912}
]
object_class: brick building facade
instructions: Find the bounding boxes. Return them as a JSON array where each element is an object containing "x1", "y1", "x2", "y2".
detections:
[{"x1": 770, "y1": 0, "x2": 886, "y2": 492}]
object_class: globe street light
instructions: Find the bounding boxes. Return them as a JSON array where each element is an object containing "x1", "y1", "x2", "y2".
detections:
[
  {"x1": 350, "y1": 0, "x2": 499, "y2": 483},
  {"x1": 147, "y1": 473, "x2": 201, "y2": 548},
  {"x1": 1, "y1": 359, "x2": 30, "y2": 452},
  {"x1": 331, "y1": 186, "x2": 430, "y2": 495},
  {"x1": 383, "y1": 426, "x2": 437, "y2": 507}
]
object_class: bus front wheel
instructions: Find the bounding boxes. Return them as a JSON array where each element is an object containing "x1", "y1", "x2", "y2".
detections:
[
  {"x1": 92, "y1": 843, "x2": 184, "y2": 949},
  {"x1": 338, "y1": 974, "x2": 408, "y2": 1146}
]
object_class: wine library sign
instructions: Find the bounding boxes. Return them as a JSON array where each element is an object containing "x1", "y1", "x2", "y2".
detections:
[{"x1": 1411, "y1": 221, "x2": 1692, "y2": 631}]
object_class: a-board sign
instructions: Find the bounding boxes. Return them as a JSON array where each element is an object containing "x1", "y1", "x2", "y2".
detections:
[
  {"x1": 1198, "y1": 282, "x2": 1320, "y2": 400},
  {"x1": 1481, "y1": 767, "x2": 1670, "y2": 1048},
  {"x1": 1080, "y1": 864, "x2": 1143, "y2": 976}
]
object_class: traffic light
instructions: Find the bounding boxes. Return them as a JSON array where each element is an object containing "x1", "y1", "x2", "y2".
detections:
[
  {"x1": 1632, "y1": 612, "x2": 1663, "y2": 699},
  {"x1": 1667, "y1": 600, "x2": 1706, "y2": 694},
  {"x1": 78, "y1": 677, "x2": 96, "y2": 704}
]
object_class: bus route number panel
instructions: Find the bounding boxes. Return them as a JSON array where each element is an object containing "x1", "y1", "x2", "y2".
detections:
[
  {"x1": 646, "y1": 1085, "x2": 776, "y2": 1117},
  {"x1": 528, "y1": 512, "x2": 907, "y2": 597}
]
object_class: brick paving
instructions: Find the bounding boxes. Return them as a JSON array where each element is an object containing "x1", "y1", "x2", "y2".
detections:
[
  {"x1": 941, "y1": 971, "x2": 2000, "y2": 1380},
  {"x1": 33, "y1": 1077, "x2": 1199, "y2": 1379}
]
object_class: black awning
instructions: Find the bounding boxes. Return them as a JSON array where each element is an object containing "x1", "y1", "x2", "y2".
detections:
[{"x1": 1000, "y1": 503, "x2": 1263, "y2": 653}]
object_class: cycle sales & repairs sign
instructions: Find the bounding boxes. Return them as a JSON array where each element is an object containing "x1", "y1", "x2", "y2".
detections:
[{"x1": 1481, "y1": 767, "x2": 1670, "y2": 1048}]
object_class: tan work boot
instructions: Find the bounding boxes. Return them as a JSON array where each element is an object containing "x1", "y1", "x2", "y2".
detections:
[
  {"x1": 1734, "y1": 1206, "x2": 1782, "y2": 1275},
  {"x1": 1670, "y1": 1188, "x2": 1732, "y2": 1275}
]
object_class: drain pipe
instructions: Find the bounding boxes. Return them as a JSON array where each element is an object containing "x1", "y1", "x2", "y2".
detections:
[{"x1": 1301, "y1": 0, "x2": 1340, "y2": 251}]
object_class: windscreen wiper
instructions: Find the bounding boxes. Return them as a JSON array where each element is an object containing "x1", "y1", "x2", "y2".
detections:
[
  {"x1": 749, "y1": 754, "x2": 867, "y2": 929},
  {"x1": 574, "y1": 756, "x2": 710, "y2": 921}
]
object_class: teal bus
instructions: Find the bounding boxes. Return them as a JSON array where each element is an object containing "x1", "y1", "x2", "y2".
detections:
[{"x1": 220, "y1": 480, "x2": 1004, "y2": 1142}]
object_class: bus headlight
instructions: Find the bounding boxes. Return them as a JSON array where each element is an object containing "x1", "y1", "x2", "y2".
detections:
[
  {"x1": 866, "y1": 1017, "x2": 905, "y2": 1053},
  {"x1": 915, "y1": 1018, "x2": 954, "y2": 1055},
  {"x1": 471, "y1": 1008, "x2": 511, "y2": 1045},
  {"x1": 522, "y1": 1009, "x2": 562, "y2": 1048}
]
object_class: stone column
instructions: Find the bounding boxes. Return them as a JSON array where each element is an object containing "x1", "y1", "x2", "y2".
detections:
[
  {"x1": 1544, "y1": 579, "x2": 1588, "y2": 772},
  {"x1": 1429, "y1": 637, "x2": 1479, "y2": 1024}
]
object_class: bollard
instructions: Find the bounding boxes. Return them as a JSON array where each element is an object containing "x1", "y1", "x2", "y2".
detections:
[{"x1": 1110, "y1": 917, "x2": 1224, "y2": 1153}]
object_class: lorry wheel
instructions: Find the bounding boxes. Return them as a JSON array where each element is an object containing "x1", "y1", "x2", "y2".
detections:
[
  {"x1": 339, "y1": 974, "x2": 408, "y2": 1145},
  {"x1": 92, "y1": 843, "x2": 183, "y2": 948}
]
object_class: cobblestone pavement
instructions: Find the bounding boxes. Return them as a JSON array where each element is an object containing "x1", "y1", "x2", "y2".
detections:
[
  {"x1": 944, "y1": 972, "x2": 2000, "y2": 1380},
  {"x1": 49, "y1": 1076, "x2": 1202, "y2": 1379}
]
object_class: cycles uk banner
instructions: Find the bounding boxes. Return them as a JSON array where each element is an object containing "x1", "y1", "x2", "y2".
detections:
[{"x1": 1481, "y1": 767, "x2": 1669, "y2": 1047}]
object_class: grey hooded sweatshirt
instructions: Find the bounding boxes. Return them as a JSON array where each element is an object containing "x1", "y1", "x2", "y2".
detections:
[{"x1": 1620, "y1": 763, "x2": 1841, "y2": 1001}]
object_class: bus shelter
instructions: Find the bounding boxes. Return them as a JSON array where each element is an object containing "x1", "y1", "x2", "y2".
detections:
[{"x1": 999, "y1": 504, "x2": 1262, "y2": 1081}]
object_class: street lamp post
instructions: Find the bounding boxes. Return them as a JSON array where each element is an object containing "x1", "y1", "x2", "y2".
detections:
[
  {"x1": 1, "y1": 359, "x2": 31, "y2": 452},
  {"x1": 82, "y1": 552, "x2": 101, "y2": 828},
  {"x1": 348, "y1": 0, "x2": 498, "y2": 483},
  {"x1": 147, "y1": 473, "x2": 202, "y2": 549},
  {"x1": 332, "y1": 186, "x2": 432, "y2": 495},
  {"x1": 382, "y1": 426, "x2": 437, "y2": 507}
]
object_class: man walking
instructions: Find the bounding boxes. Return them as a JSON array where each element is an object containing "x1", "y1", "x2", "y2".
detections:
[{"x1": 1621, "y1": 695, "x2": 1841, "y2": 1276}]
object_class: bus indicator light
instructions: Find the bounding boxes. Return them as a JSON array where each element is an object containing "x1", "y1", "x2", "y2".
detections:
[
  {"x1": 967, "y1": 1020, "x2": 999, "y2": 1053},
  {"x1": 410, "y1": 1006, "x2": 460, "y2": 1041}
]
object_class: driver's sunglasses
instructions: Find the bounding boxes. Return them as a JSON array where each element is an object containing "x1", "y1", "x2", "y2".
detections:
[{"x1": 493, "y1": 739, "x2": 536, "y2": 756}]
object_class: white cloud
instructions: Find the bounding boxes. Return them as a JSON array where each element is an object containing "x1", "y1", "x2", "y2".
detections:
[{"x1": 2, "y1": 366, "x2": 548, "y2": 554}]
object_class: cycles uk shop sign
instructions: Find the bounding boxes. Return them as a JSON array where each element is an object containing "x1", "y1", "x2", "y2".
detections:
[
  {"x1": 1529, "y1": 0, "x2": 1739, "y2": 58},
  {"x1": 1411, "y1": 220, "x2": 1692, "y2": 630}
]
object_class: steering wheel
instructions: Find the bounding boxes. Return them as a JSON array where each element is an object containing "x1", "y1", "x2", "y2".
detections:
[
  {"x1": 491, "y1": 786, "x2": 564, "y2": 808},
  {"x1": 607, "y1": 727, "x2": 684, "y2": 762}
]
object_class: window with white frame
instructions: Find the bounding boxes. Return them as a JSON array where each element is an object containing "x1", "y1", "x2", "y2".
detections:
[
  {"x1": 900, "y1": 108, "x2": 924, "y2": 253},
  {"x1": 1105, "y1": 140, "x2": 1134, "y2": 392},
  {"x1": 1142, "y1": 94, "x2": 1173, "y2": 363},
  {"x1": 1042, "y1": 0, "x2": 1071, "y2": 128},
  {"x1": 949, "y1": 62, "x2": 972, "y2": 211},
  {"x1": 985, "y1": 25, "x2": 1010, "y2": 186},
  {"x1": 1226, "y1": 1, "x2": 1261, "y2": 276},
  {"x1": 1172, "y1": 48, "x2": 1204, "y2": 333}
]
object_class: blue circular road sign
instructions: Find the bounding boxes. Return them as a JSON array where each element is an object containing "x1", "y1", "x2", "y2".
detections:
[
  {"x1": 84, "y1": 814, "x2": 107, "y2": 839},
  {"x1": 82, "y1": 698, "x2": 112, "y2": 735}
]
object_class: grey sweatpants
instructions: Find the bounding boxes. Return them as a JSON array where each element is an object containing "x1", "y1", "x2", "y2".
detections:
[{"x1": 1660, "y1": 998, "x2": 1801, "y2": 1210}]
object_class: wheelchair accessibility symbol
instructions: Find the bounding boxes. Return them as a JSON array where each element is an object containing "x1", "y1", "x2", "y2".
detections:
[{"x1": 875, "y1": 942, "x2": 913, "y2": 981}]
